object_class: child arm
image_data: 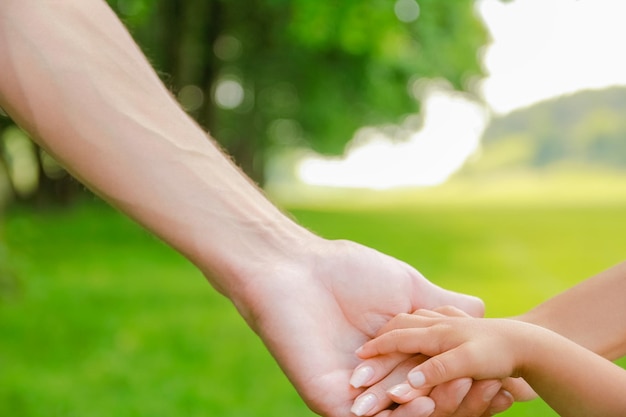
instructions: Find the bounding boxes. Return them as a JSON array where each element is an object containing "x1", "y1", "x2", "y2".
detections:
[{"x1": 357, "y1": 313, "x2": 626, "y2": 417}]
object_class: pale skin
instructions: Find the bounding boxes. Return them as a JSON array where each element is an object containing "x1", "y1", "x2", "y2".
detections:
[
  {"x1": 356, "y1": 262, "x2": 626, "y2": 417},
  {"x1": 350, "y1": 305, "x2": 532, "y2": 417},
  {"x1": 0, "y1": 1, "x2": 524, "y2": 416}
]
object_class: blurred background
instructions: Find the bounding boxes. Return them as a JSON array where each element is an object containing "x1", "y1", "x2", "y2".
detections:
[{"x1": 1, "y1": 0, "x2": 626, "y2": 416}]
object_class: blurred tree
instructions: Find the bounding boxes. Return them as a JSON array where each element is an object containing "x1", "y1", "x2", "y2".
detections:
[
  {"x1": 572, "y1": 107, "x2": 626, "y2": 166},
  {"x1": 114, "y1": 0, "x2": 488, "y2": 183},
  {"x1": 0, "y1": 0, "x2": 488, "y2": 205}
]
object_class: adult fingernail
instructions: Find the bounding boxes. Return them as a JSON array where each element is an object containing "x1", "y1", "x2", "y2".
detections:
[
  {"x1": 408, "y1": 370, "x2": 426, "y2": 388},
  {"x1": 387, "y1": 383, "x2": 412, "y2": 397},
  {"x1": 350, "y1": 393, "x2": 377, "y2": 416},
  {"x1": 417, "y1": 399, "x2": 436, "y2": 416},
  {"x1": 494, "y1": 389, "x2": 513, "y2": 403},
  {"x1": 350, "y1": 365, "x2": 375, "y2": 388},
  {"x1": 487, "y1": 390, "x2": 514, "y2": 415},
  {"x1": 501, "y1": 390, "x2": 513, "y2": 400},
  {"x1": 483, "y1": 383, "x2": 501, "y2": 402}
]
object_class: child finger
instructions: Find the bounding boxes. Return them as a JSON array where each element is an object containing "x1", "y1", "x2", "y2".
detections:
[
  {"x1": 407, "y1": 348, "x2": 473, "y2": 389},
  {"x1": 410, "y1": 308, "x2": 447, "y2": 318},
  {"x1": 432, "y1": 305, "x2": 472, "y2": 318},
  {"x1": 357, "y1": 328, "x2": 433, "y2": 358},
  {"x1": 374, "y1": 313, "x2": 433, "y2": 337}
]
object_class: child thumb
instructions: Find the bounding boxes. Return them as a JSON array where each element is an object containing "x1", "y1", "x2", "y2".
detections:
[{"x1": 407, "y1": 350, "x2": 466, "y2": 389}]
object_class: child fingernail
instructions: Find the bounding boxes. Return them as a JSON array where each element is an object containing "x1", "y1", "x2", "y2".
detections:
[
  {"x1": 349, "y1": 365, "x2": 375, "y2": 388},
  {"x1": 350, "y1": 393, "x2": 377, "y2": 416},
  {"x1": 408, "y1": 370, "x2": 426, "y2": 388}
]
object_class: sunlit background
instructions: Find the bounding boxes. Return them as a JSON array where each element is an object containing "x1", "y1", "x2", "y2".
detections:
[
  {"x1": 287, "y1": 0, "x2": 626, "y2": 191},
  {"x1": 2, "y1": 1, "x2": 626, "y2": 417},
  {"x1": 3, "y1": 0, "x2": 626, "y2": 198}
]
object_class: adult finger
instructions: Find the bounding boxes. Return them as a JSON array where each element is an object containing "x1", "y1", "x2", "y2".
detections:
[
  {"x1": 387, "y1": 396, "x2": 437, "y2": 417},
  {"x1": 501, "y1": 377, "x2": 536, "y2": 402},
  {"x1": 426, "y1": 378, "x2": 475, "y2": 417},
  {"x1": 350, "y1": 352, "x2": 413, "y2": 389},
  {"x1": 387, "y1": 378, "x2": 507, "y2": 417},
  {"x1": 481, "y1": 390, "x2": 514, "y2": 417},
  {"x1": 430, "y1": 379, "x2": 500, "y2": 417},
  {"x1": 386, "y1": 382, "x2": 422, "y2": 404},
  {"x1": 350, "y1": 356, "x2": 431, "y2": 416},
  {"x1": 387, "y1": 377, "x2": 470, "y2": 408},
  {"x1": 482, "y1": 377, "x2": 535, "y2": 416}
]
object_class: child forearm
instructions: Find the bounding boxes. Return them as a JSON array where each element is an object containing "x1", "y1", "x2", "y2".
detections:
[
  {"x1": 358, "y1": 314, "x2": 626, "y2": 417},
  {"x1": 520, "y1": 324, "x2": 626, "y2": 417}
]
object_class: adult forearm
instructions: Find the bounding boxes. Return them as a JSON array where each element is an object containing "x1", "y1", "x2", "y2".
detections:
[
  {"x1": 516, "y1": 261, "x2": 626, "y2": 360},
  {"x1": 0, "y1": 0, "x2": 312, "y2": 303}
]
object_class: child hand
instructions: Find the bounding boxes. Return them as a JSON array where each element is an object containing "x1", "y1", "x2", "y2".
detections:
[
  {"x1": 349, "y1": 306, "x2": 470, "y2": 388},
  {"x1": 356, "y1": 308, "x2": 527, "y2": 391}
]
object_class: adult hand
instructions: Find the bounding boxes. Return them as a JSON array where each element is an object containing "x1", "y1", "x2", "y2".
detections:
[
  {"x1": 228, "y1": 237, "x2": 516, "y2": 416},
  {"x1": 372, "y1": 357, "x2": 535, "y2": 417}
]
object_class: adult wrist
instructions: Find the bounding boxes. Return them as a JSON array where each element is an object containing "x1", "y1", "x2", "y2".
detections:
[{"x1": 195, "y1": 211, "x2": 322, "y2": 322}]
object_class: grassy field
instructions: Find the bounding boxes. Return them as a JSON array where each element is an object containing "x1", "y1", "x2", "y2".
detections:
[{"x1": 2, "y1": 176, "x2": 626, "y2": 417}]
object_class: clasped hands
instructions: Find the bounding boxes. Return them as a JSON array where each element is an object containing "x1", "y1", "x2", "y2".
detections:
[
  {"x1": 348, "y1": 306, "x2": 529, "y2": 417},
  {"x1": 233, "y1": 238, "x2": 536, "y2": 417}
]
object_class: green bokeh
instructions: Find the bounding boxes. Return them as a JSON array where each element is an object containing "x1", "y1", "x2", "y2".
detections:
[{"x1": 2, "y1": 183, "x2": 625, "y2": 416}]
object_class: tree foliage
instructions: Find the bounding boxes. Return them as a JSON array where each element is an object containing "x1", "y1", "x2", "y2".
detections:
[{"x1": 113, "y1": 0, "x2": 488, "y2": 181}]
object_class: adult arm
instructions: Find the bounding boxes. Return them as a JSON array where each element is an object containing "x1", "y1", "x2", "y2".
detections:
[
  {"x1": 0, "y1": 1, "x2": 490, "y2": 416},
  {"x1": 517, "y1": 261, "x2": 626, "y2": 360}
]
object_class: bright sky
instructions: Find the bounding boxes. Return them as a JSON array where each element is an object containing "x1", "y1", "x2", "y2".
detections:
[
  {"x1": 296, "y1": 0, "x2": 626, "y2": 189},
  {"x1": 298, "y1": 88, "x2": 488, "y2": 188},
  {"x1": 480, "y1": 0, "x2": 626, "y2": 114}
]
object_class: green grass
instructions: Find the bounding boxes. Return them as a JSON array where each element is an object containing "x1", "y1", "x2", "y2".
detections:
[
  {"x1": 1, "y1": 201, "x2": 312, "y2": 417},
  {"x1": 2, "y1": 175, "x2": 626, "y2": 416}
]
